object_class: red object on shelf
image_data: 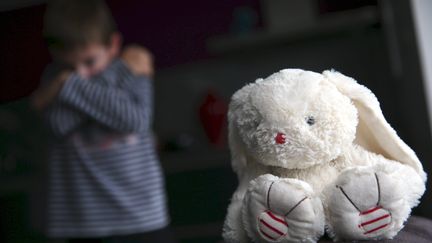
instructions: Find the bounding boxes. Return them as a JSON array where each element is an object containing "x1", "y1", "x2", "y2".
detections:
[{"x1": 198, "y1": 91, "x2": 228, "y2": 147}]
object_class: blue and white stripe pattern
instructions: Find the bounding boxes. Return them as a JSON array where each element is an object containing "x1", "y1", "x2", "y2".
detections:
[{"x1": 42, "y1": 59, "x2": 169, "y2": 238}]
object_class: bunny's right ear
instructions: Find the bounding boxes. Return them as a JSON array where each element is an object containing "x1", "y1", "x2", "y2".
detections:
[{"x1": 228, "y1": 82, "x2": 260, "y2": 178}]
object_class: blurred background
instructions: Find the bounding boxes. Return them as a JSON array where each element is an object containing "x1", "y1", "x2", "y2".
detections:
[{"x1": 1, "y1": 0, "x2": 432, "y2": 242}]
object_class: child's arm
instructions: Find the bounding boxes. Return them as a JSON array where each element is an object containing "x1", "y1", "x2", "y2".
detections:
[
  {"x1": 32, "y1": 66, "x2": 86, "y2": 137},
  {"x1": 31, "y1": 70, "x2": 71, "y2": 111},
  {"x1": 57, "y1": 60, "x2": 153, "y2": 133},
  {"x1": 31, "y1": 45, "x2": 152, "y2": 111},
  {"x1": 44, "y1": 102, "x2": 87, "y2": 137}
]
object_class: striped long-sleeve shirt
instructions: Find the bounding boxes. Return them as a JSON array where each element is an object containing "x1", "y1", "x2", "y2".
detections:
[{"x1": 42, "y1": 59, "x2": 169, "y2": 238}]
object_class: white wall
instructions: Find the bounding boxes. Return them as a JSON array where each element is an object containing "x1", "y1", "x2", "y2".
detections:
[{"x1": 411, "y1": 0, "x2": 432, "y2": 134}]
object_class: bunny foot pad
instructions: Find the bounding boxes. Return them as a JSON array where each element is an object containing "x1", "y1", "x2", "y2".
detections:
[
  {"x1": 243, "y1": 174, "x2": 324, "y2": 242},
  {"x1": 258, "y1": 210, "x2": 288, "y2": 241},
  {"x1": 328, "y1": 167, "x2": 405, "y2": 240},
  {"x1": 358, "y1": 206, "x2": 392, "y2": 236}
]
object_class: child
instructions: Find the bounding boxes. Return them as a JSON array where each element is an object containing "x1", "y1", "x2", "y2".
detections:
[{"x1": 31, "y1": 1, "x2": 175, "y2": 242}]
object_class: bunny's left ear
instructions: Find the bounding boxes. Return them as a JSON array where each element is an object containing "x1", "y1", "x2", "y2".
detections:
[{"x1": 323, "y1": 70, "x2": 426, "y2": 181}]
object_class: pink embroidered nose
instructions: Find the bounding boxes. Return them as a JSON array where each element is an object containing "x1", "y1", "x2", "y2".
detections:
[{"x1": 275, "y1": 133, "x2": 286, "y2": 144}]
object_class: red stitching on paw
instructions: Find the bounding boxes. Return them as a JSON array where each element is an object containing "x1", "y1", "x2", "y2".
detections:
[
  {"x1": 267, "y1": 211, "x2": 288, "y2": 227},
  {"x1": 260, "y1": 219, "x2": 286, "y2": 236},
  {"x1": 358, "y1": 214, "x2": 390, "y2": 228},
  {"x1": 363, "y1": 223, "x2": 390, "y2": 235},
  {"x1": 359, "y1": 206, "x2": 382, "y2": 215},
  {"x1": 358, "y1": 206, "x2": 392, "y2": 236},
  {"x1": 260, "y1": 228, "x2": 277, "y2": 241},
  {"x1": 257, "y1": 211, "x2": 288, "y2": 241}
]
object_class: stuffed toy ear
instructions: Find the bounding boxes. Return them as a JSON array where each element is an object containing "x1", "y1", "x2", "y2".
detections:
[
  {"x1": 323, "y1": 70, "x2": 426, "y2": 181},
  {"x1": 228, "y1": 82, "x2": 259, "y2": 178},
  {"x1": 228, "y1": 123, "x2": 247, "y2": 179}
]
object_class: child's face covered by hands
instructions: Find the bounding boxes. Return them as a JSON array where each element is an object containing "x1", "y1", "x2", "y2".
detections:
[
  {"x1": 52, "y1": 33, "x2": 121, "y2": 79},
  {"x1": 54, "y1": 43, "x2": 114, "y2": 78}
]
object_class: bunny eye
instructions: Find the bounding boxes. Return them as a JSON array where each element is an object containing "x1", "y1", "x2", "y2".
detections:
[{"x1": 306, "y1": 116, "x2": 315, "y2": 126}]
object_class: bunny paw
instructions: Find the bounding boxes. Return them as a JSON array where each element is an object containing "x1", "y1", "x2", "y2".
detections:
[
  {"x1": 327, "y1": 166, "x2": 408, "y2": 240},
  {"x1": 357, "y1": 206, "x2": 392, "y2": 236},
  {"x1": 243, "y1": 174, "x2": 324, "y2": 242}
]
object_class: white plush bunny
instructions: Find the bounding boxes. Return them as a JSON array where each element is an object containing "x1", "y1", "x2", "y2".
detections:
[{"x1": 222, "y1": 69, "x2": 427, "y2": 242}]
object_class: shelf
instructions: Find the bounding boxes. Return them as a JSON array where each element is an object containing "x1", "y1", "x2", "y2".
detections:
[{"x1": 207, "y1": 6, "x2": 379, "y2": 54}]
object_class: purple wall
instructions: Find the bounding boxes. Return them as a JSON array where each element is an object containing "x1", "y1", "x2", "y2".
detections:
[
  {"x1": 110, "y1": 0, "x2": 262, "y2": 66},
  {"x1": 0, "y1": 0, "x2": 262, "y2": 102}
]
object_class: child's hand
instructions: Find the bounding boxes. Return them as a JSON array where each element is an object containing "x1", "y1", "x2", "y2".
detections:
[
  {"x1": 31, "y1": 70, "x2": 71, "y2": 111},
  {"x1": 121, "y1": 45, "x2": 154, "y2": 77}
]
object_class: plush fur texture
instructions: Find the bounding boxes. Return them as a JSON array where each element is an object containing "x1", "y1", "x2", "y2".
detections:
[{"x1": 222, "y1": 69, "x2": 427, "y2": 243}]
